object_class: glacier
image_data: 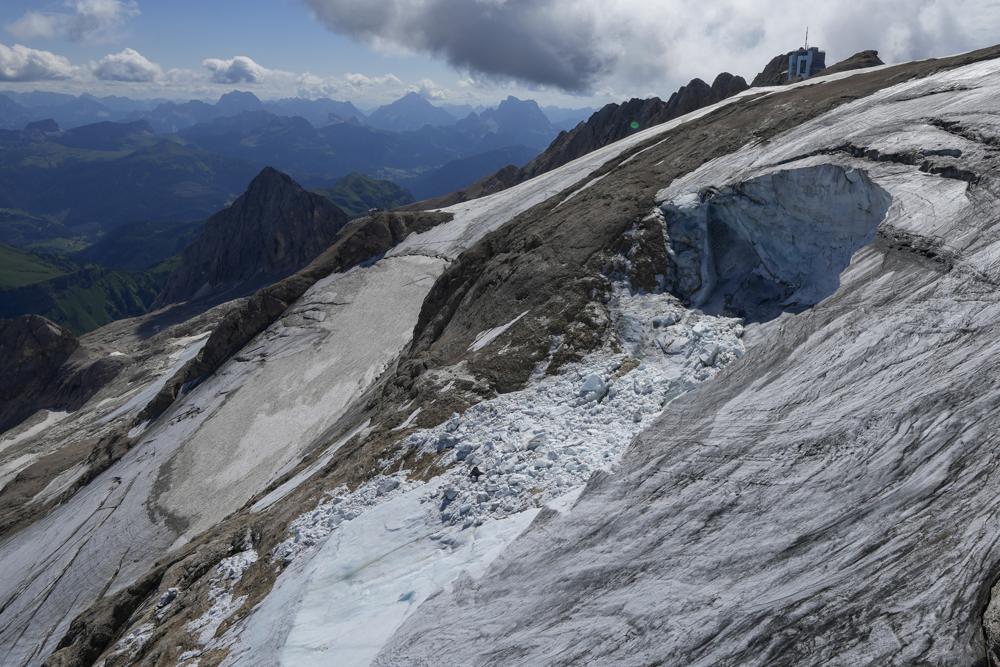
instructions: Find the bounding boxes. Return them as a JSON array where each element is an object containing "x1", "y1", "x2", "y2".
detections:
[{"x1": 3, "y1": 47, "x2": 1000, "y2": 667}]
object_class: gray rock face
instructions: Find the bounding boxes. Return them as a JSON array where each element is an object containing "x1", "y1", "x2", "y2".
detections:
[
  {"x1": 824, "y1": 50, "x2": 886, "y2": 77},
  {"x1": 157, "y1": 167, "x2": 350, "y2": 305},
  {"x1": 0, "y1": 316, "x2": 78, "y2": 433},
  {"x1": 753, "y1": 49, "x2": 884, "y2": 87},
  {"x1": 520, "y1": 73, "x2": 750, "y2": 181}
]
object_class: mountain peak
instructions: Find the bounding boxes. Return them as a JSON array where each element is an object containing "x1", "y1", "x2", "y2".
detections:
[
  {"x1": 246, "y1": 166, "x2": 298, "y2": 193},
  {"x1": 157, "y1": 169, "x2": 350, "y2": 305},
  {"x1": 216, "y1": 90, "x2": 264, "y2": 113},
  {"x1": 368, "y1": 91, "x2": 455, "y2": 131},
  {"x1": 218, "y1": 90, "x2": 261, "y2": 104},
  {"x1": 392, "y1": 91, "x2": 438, "y2": 108},
  {"x1": 497, "y1": 95, "x2": 535, "y2": 109}
]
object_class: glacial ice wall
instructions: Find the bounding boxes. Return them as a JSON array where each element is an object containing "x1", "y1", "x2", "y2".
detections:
[{"x1": 661, "y1": 165, "x2": 892, "y2": 322}]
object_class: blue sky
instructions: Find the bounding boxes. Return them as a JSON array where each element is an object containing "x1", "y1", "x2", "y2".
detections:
[
  {"x1": 0, "y1": 1, "x2": 449, "y2": 85},
  {"x1": 1, "y1": 0, "x2": 999, "y2": 107}
]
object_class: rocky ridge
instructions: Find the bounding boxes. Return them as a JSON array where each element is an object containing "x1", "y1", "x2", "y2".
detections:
[
  {"x1": 408, "y1": 73, "x2": 750, "y2": 210},
  {"x1": 752, "y1": 49, "x2": 885, "y2": 87}
]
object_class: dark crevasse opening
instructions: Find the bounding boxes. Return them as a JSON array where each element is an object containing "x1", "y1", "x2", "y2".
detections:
[{"x1": 660, "y1": 164, "x2": 892, "y2": 323}]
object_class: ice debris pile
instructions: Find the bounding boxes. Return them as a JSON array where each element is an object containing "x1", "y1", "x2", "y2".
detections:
[
  {"x1": 185, "y1": 547, "x2": 259, "y2": 645},
  {"x1": 198, "y1": 282, "x2": 747, "y2": 663},
  {"x1": 165, "y1": 545, "x2": 261, "y2": 664},
  {"x1": 272, "y1": 473, "x2": 420, "y2": 565},
  {"x1": 400, "y1": 285, "x2": 746, "y2": 530}
]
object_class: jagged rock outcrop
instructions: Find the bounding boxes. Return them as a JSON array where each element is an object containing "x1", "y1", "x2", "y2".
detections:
[
  {"x1": 0, "y1": 314, "x2": 125, "y2": 441},
  {"x1": 405, "y1": 73, "x2": 749, "y2": 210},
  {"x1": 157, "y1": 167, "x2": 350, "y2": 305},
  {"x1": 522, "y1": 73, "x2": 749, "y2": 181},
  {"x1": 0, "y1": 316, "x2": 78, "y2": 433},
  {"x1": 753, "y1": 49, "x2": 884, "y2": 86},
  {"x1": 823, "y1": 50, "x2": 885, "y2": 76}
]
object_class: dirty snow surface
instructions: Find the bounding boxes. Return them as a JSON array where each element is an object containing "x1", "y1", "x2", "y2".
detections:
[{"x1": 375, "y1": 57, "x2": 1000, "y2": 666}]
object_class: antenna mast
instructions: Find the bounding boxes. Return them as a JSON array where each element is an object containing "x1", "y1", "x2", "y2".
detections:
[{"x1": 804, "y1": 26, "x2": 809, "y2": 49}]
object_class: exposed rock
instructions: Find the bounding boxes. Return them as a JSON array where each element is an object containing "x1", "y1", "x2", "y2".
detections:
[
  {"x1": 0, "y1": 316, "x2": 78, "y2": 433},
  {"x1": 823, "y1": 50, "x2": 885, "y2": 76},
  {"x1": 404, "y1": 73, "x2": 749, "y2": 210},
  {"x1": 521, "y1": 73, "x2": 749, "y2": 181},
  {"x1": 156, "y1": 167, "x2": 351, "y2": 306},
  {"x1": 753, "y1": 48, "x2": 883, "y2": 87},
  {"x1": 0, "y1": 315, "x2": 125, "y2": 436}
]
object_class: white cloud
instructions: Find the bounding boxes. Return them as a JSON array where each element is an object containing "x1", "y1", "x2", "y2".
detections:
[
  {"x1": 344, "y1": 72, "x2": 403, "y2": 88},
  {"x1": 304, "y1": 0, "x2": 1000, "y2": 93},
  {"x1": 202, "y1": 55, "x2": 268, "y2": 84},
  {"x1": 0, "y1": 42, "x2": 77, "y2": 81},
  {"x1": 92, "y1": 47, "x2": 162, "y2": 82},
  {"x1": 411, "y1": 78, "x2": 446, "y2": 100},
  {"x1": 7, "y1": 0, "x2": 139, "y2": 43}
]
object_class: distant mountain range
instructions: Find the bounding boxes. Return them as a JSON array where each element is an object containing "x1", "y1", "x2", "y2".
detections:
[
  {"x1": 409, "y1": 73, "x2": 752, "y2": 209},
  {"x1": 136, "y1": 91, "x2": 369, "y2": 134},
  {"x1": 0, "y1": 88, "x2": 594, "y2": 133},
  {"x1": 0, "y1": 90, "x2": 575, "y2": 254}
]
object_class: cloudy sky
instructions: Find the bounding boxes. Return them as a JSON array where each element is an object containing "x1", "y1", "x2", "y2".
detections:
[{"x1": 1, "y1": 0, "x2": 999, "y2": 107}]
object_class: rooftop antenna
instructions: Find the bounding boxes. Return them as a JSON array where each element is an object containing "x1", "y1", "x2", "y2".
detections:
[{"x1": 804, "y1": 26, "x2": 809, "y2": 49}]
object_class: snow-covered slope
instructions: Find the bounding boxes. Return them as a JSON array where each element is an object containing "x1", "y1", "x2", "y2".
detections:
[{"x1": 375, "y1": 56, "x2": 1000, "y2": 666}]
